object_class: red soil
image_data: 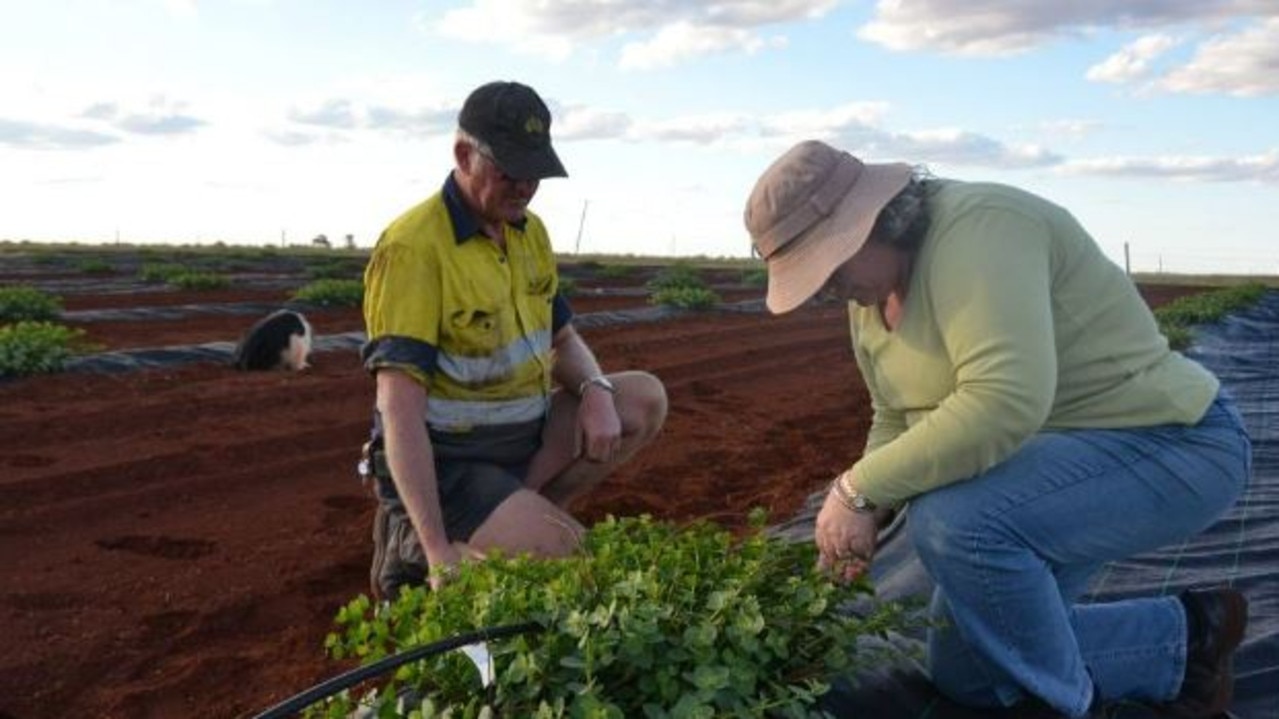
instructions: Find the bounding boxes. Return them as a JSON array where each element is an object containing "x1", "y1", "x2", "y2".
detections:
[{"x1": 0, "y1": 281, "x2": 1203, "y2": 719}]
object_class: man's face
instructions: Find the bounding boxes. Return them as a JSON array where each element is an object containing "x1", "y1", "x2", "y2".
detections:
[{"x1": 459, "y1": 142, "x2": 540, "y2": 226}]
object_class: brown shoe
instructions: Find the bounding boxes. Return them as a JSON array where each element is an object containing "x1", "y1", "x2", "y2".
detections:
[{"x1": 1158, "y1": 587, "x2": 1248, "y2": 717}]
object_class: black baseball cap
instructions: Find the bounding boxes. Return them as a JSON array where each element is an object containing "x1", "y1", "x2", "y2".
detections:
[{"x1": 458, "y1": 81, "x2": 568, "y2": 181}]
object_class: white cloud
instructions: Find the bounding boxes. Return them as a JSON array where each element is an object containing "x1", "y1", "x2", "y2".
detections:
[
  {"x1": 434, "y1": 0, "x2": 835, "y2": 66},
  {"x1": 619, "y1": 22, "x2": 784, "y2": 70},
  {"x1": 1061, "y1": 150, "x2": 1279, "y2": 183},
  {"x1": 1086, "y1": 34, "x2": 1179, "y2": 84},
  {"x1": 633, "y1": 112, "x2": 754, "y2": 144},
  {"x1": 1158, "y1": 18, "x2": 1279, "y2": 96},
  {"x1": 857, "y1": 0, "x2": 1272, "y2": 56},
  {"x1": 556, "y1": 106, "x2": 633, "y2": 141}
]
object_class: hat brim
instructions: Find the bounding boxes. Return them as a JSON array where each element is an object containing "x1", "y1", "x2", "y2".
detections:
[
  {"x1": 494, "y1": 144, "x2": 568, "y2": 181},
  {"x1": 765, "y1": 162, "x2": 913, "y2": 314}
]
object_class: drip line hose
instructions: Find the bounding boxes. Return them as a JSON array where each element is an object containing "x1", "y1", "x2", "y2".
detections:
[{"x1": 252, "y1": 621, "x2": 544, "y2": 719}]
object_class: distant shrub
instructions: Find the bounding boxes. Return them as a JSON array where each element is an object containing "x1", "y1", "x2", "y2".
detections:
[
  {"x1": 293, "y1": 279, "x2": 363, "y2": 307},
  {"x1": 1155, "y1": 282, "x2": 1266, "y2": 350},
  {"x1": 599, "y1": 264, "x2": 635, "y2": 279},
  {"x1": 0, "y1": 286, "x2": 63, "y2": 322},
  {"x1": 557, "y1": 276, "x2": 579, "y2": 297},
  {"x1": 741, "y1": 267, "x2": 768, "y2": 288},
  {"x1": 647, "y1": 262, "x2": 705, "y2": 292},
  {"x1": 168, "y1": 272, "x2": 231, "y2": 291},
  {"x1": 138, "y1": 262, "x2": 189, "y2": 283},
  {"x1": 0, "y1": 321, "x2": 85, "y2": 377},
  {"x1": 76, "y1": 258, "x2": 114, "y2": 275},
  {"x1": 306, "y1": 260, "x2": 361, "y2": 280},
  {"x1": 650, "y1": 286, "x2": 720, "y2": 310}
]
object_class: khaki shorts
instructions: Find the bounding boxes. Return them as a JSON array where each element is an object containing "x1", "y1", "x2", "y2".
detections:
[{"x1": 369, "y1": 421, "x2": 541, "y2": 600}]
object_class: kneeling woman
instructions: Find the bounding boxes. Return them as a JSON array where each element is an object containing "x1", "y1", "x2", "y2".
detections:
[{"x1": 744, "y1": 140, "x2": 1251, "y2": 718}]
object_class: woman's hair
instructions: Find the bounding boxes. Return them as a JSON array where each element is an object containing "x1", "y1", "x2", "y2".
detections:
[{"x1": 868, "y1": 169, "x2": 933, "y2": 253}]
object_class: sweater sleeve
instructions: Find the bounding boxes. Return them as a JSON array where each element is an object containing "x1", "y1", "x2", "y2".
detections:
[{"x1": 853, "y1": 207, "x2": 1058, "y2": 507}]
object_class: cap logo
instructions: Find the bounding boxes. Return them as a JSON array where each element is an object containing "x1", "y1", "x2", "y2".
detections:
[{"x1": 524, "y1": 116, "x2": 545, "y2": 135}]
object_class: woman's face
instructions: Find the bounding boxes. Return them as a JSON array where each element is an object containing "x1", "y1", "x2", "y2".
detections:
[{"x1": 820, "y1": 242, "x2": 909, "y2": 306}]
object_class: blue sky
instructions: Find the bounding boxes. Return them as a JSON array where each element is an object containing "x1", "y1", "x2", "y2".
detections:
[{"x1": 2, "y1": 1, "x2": 1276, "y2": 274}]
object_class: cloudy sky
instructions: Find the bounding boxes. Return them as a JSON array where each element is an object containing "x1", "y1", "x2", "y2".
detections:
[{"x1": 3, "y1": 1, "x2": 1276, "y2": 273}]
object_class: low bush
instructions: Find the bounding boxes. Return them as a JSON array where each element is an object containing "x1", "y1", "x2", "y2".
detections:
[
  {"x1": 0, "y1": 321, "x2": 86, "y2": 377},
  {"x1": 294, "y1": 278, "x2": 363, "y2": 307},
  {"x1": 741, "y1": 267, "x2": 769, "y2": 288},
  {"x1": 138, "y1": 262, "x2": 189, "y2": 283},
  {"x1": 168, "y1": 271, "x2": 231, "y2": 291},
  {"x1": 1155, "y1": 282, "x2": 1266, "y2": 349},
  {"x1": 557, "y1": 277, "x2": 579, "y2": 297},
  {"x1": 650, "y1": 286, "x2": 720, "y2": 310},
  {"x1": 317, "y1": 513, "x2": 908, "y2": 718},
  {"x1": 0, "y1": 286, "x2": 63, "y2": 323},
  {"x1": 76, "y1": 258, "x2": 114, "y2": 275},
  {"x1": 598, "y1": 264, "x2": 635, "y2": 279},
  {"x1": 647, "y1": 262, "x2": 704, "y2": 292}
]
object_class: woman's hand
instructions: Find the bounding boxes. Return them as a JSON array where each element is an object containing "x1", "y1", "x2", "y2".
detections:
[{"x1": 814, "y1": 487, "x2": 879, "y2": 583}]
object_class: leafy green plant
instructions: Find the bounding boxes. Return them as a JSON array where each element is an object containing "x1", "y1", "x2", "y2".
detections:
[
  {"x1": 557, "y1": 277, "x2": 579, "y2": 297},
  {"x1": 741, "y1": 268, "x2": 769, "y2": 288},
  {"x1": 138, "y1": 262, "x2": 189, "y2": 283},
  {"x1": 647, "y1": 262, "x2": 705, "y2": 292},
  {"x1": 1154, "y1": 282, "x2": 1266, "y2": 349},
  {"x1": 598, "y1": 264, "x2": 635, "y2": 279},
  {"x1": 650, "y1": 286, "x2": 721, "y2": 310},
  {"x1": 0, "y1": 321, "x2": 87, "y2": 377},
  {"x1": 168, "y1": 271, "x2": 231, "y2": 291},
  {"x1": 316, "y1": 514, "x2": 907, "y2": 718},
  {"x1": 0, "y1": 286, "x2": 63, "y2": 323},
  {"x1": 76, "y1": 257, "x2": 114, "y2": 274},
  {"x1": 293, "y1": 278, "x2": 364, "y2": 307}
]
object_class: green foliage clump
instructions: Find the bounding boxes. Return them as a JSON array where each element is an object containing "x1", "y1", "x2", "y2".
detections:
[
  {"x1": 168, "y1": 271, "x2": 231, "y2": 291},
  {"x1": 0, "y1": 286, "x2": 63, "y2": 322},
  {"x1": 293, "y1": 278, "x2": 364, "y2": 307},
  {"x1": 646, "y1": 262, "x2": 705, "y2": 292},
  {"x1": 76, "y1": 258, "x2": 114, "y2": 274},
  {"x1": 1154, "y1": 282, "x2": 1266, "y2": 349},
  {"x1": 741, "y1": 267, "x2": 769, "y2": 288},
  {"x1": 598, "y1": 264, "x2": 635, "y2": 279},
  {"x1": 138, "y1": 262, "x2": 189, "y2": 283},
  {"x1": 0, "y1": 321, "x2": 86, "y2": 377},
  {"x1": 316, "y1": 514, "x2": 907, "y2": 718},
  {"x1": 650, "y1": 286, "x2": 721, "y2": 310},
  {"x1": 556, "y1": 276, "x2": 579, "y2": 297}
]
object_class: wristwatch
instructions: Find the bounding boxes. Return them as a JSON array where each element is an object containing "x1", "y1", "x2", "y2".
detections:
[
  {"x1": 578, "y1": 374, "x2": 617, "y2": 397},
  {"x1": 834, "y1": 470, "x2": 878, "y2": 513}
]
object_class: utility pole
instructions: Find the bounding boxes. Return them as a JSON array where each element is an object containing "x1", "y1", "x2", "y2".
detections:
[
  {"x1": 1124, "y1": 242, "x2": 1130, "y2": 276},
  {"x1": 574, "y1": 200, "x2": 589, "y2": 255}
]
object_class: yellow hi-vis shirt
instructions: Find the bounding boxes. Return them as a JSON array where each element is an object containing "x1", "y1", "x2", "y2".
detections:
[{"x1": 361, "y1": 174, "x2": 572, "y2": 433}]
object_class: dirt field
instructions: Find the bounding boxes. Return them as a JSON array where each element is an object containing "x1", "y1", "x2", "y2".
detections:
[{"x1": 0, "y1": 262, "x2": 1205, "y2": 719}]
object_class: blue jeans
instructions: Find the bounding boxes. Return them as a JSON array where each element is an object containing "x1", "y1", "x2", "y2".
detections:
[{"x1": 910, "y1": 392, "x2": 1250, "y2": 717}]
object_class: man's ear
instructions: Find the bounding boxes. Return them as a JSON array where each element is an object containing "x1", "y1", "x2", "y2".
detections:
[{"x1": 454, "y1": 139, "x2": 474, "y2": 174}]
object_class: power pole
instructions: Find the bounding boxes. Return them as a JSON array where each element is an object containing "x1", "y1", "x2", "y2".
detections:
[
  {"x1": 574, "y1": 200, "x2": 589, "y2": 255},
  {"x1": 1124, "y1": 242, "x2": 1130, "y2": 276}
]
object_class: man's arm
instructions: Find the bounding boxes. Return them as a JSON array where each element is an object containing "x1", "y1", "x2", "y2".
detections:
[
  {"x1": 551, "y1": 324, "x2": 621, "y2": 463},
  {"x1": 375, "y1": 369, "x2": 461, "y2": 587}
]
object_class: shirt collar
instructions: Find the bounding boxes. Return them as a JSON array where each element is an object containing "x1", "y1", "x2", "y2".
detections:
[{"x1": 442, "y1": 172, "x2": 527, "y2": 245}]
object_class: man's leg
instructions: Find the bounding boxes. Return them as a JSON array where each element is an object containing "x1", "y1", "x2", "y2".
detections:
[{"x1": 525, "y1": 370, "x2": 667, "y2": 507}]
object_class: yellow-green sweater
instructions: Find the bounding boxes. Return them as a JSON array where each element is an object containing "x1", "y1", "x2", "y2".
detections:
[{"x1": 851, "y1": 180, "x2": 1218, "y2": 508}]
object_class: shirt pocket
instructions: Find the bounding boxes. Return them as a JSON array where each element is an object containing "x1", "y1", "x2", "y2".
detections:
[{"x1": 447, "y1": 302, "x2": 503, "y2": 355}]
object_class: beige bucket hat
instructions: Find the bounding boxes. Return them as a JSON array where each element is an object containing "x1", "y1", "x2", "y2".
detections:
[{"x1": 744, "y1": 140, "x2": 913, "y2": 314}]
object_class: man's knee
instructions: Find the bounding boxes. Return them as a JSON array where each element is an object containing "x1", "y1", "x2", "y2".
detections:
[{"x1": 616, "y1": 370, "x2": 668, "y2": 440}]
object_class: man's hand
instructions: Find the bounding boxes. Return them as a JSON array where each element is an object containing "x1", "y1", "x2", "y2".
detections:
[
  {"x1": 575, "y1": 385, "x2": 622, "y2": 463},
  {"x1": 814, "y1": 488, "x2": 879, "y2": 583}
]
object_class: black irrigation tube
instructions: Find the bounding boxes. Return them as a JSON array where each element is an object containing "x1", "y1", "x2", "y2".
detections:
[{"x1": 252, "y1": 621, "x2": 544, "y2": 719}]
